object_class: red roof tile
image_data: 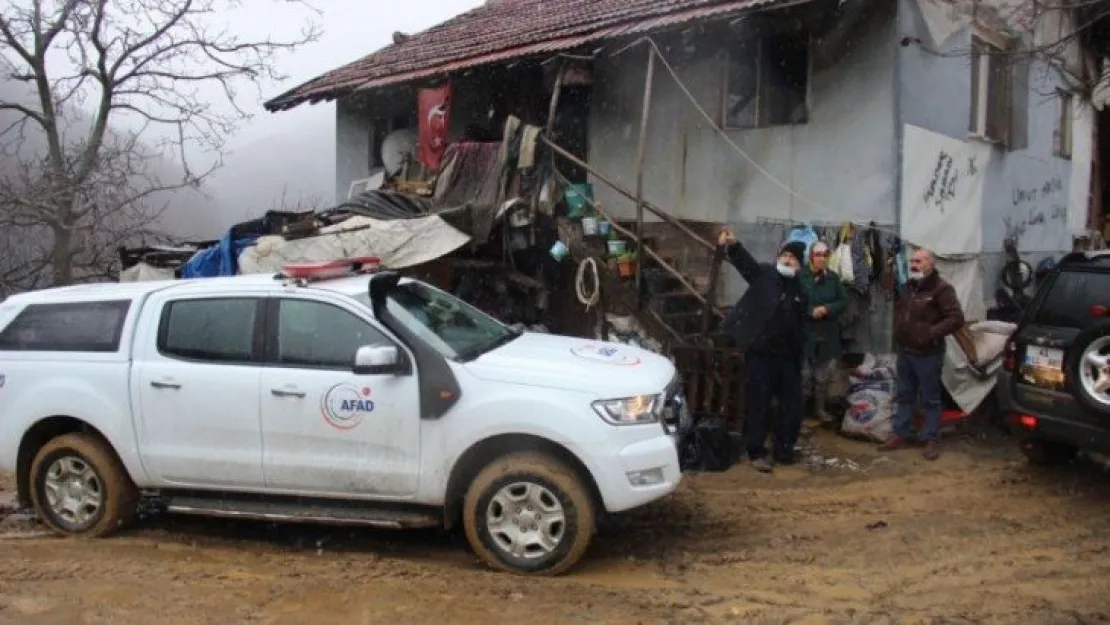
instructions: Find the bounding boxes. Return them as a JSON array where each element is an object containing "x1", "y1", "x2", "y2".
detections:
[{"x1": 264, "y1": 0, "x2": 797, "y2": 112}]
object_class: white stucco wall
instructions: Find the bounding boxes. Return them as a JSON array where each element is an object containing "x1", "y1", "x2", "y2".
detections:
[
  {"x1": 586, "y1": 3, "x2": 899, "y2": 227},
  {"x1": 335, "y1": 98, "x2": 375, "y2": 202}
]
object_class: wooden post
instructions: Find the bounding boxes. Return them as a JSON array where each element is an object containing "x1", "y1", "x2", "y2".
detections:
[
  {"x1": 633, "y1": 47, "x2": 656, "y2": 304},
  {"x1": 700, "y1": 245, "x2": 726, "y2": 339},
  {"x1": 545, "y1": 63, "x2": 565, "y2": 137}
]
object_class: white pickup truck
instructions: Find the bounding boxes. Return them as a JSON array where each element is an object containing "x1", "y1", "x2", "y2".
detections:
[{"x1": 0, "y1": 259, "x2": 687, "y2": 574}]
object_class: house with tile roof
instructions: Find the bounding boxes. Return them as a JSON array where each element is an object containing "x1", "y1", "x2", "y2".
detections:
[{"x1": 266, "y1": 0, "x2": 1105, "y2": 343}]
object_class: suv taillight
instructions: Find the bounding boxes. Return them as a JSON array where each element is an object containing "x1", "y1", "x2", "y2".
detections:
[
  {"x1": 1092, "y1": 305, "x2": 1109, "y2": 318},
  {"x1": 1003, "y1": 340, "x2": 1017, "y2": 372}
]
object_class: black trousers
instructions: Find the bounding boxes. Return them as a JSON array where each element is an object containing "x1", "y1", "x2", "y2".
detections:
[{"x1": 744, "y1": 352, "x2": 804, "y2": 462}]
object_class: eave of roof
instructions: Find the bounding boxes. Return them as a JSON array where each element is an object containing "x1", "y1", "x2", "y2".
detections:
[{"x1": 264, "y1": 0, "x2": 807, "y2": 112}]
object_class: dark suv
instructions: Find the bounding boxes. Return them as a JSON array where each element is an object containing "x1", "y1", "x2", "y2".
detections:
[{"x1": 998, "y1": 251, "x2": 1110, "y2": 465}]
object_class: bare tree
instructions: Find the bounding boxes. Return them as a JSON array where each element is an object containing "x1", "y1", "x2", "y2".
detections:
[
  {"x1": 917, "y1": 0, "x2": 1110, "y2": 98},
  {"x1": 0, "y1": 0, "x2": 319, "y2": 293}
]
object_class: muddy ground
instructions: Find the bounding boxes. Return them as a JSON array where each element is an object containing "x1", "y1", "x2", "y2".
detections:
[{"x1": 2, "y1": 426, "x2": 1110, "y2": 625}]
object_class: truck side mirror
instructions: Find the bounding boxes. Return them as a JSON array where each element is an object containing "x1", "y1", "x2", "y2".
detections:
[{"x1": 353, "y1": 344, "x2": 406, "y2": 376}]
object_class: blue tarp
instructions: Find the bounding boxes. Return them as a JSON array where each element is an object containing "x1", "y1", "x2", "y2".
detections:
[{"x1": 180, "y1": 230, "x2": 258, "y2": 279}]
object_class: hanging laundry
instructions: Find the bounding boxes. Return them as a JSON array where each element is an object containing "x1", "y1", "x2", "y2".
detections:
[
  {"x1": 849, "y1": 226, "x2": 870, "y2": 294},
  {"x1": 785, "y1": 224, "x2": 819, "y2": 259},
  {"x1": 830, "y1": 222, "x2": 855, "y2": 284},
  {"x1": 866, "y1": 223, "x2": 884, "y2": 283}
]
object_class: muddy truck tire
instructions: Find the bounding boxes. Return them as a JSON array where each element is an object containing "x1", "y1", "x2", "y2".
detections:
[
  {"x1": 462, "y1": 452, "x2": 596, "y2": 575},
  {"x1": 30, "y1": 433, "x2": 139, "y2": 538}
]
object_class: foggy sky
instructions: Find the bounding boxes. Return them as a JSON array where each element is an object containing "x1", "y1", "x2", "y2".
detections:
[
  {"x1": 227, "y1": 0, "x2": 485, "y2": 148},
  {"x1": 3, "y1": 0, "x2": 486, "y2": 238}
]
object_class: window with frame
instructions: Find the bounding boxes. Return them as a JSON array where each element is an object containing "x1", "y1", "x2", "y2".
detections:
[
  {"x1": 158, "y1": 298, "x2": 258, "y2": 363},
  {"x1": 1054, "y1": 89, "x2": 1073, "y2": 159},
  {"x1": 722, "y1": 31, "x2": 810, "y2": 129},
  {"x1": 970, "y1": 34, "x2": 1013, "y2": 144},
  {"x1": 0, "y1": 300, "x2": 131, "y2": 352},
  {"x1": 274, "y1": 299, "x2": 392, "y2": 369}
]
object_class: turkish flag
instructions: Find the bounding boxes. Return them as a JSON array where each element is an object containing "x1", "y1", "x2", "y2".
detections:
[{"x1": 417, "y1": 84, "x2": 452, "y2": 170}]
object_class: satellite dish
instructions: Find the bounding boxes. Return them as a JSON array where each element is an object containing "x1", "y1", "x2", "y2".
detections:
[{"x1": 381, "y1": 128, "x2": 418, "y2": 176}]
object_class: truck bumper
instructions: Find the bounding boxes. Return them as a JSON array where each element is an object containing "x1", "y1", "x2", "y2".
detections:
[{"x1": 586, "y1": 433, "x2": 682, "y2": 514}]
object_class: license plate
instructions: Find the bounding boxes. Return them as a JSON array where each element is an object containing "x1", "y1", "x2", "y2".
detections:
[
  {"x1": 1021, "y1": 346, "x2": 1066, "y2": 389},
  {"x1": 1024, "y1": 346, "x2": 1064, "y2": 370}
]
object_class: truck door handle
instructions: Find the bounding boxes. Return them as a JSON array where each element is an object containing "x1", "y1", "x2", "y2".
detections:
[
  {"x1": 150, "y1": 380, "x2": 181, "y2": 390},
  {"x1": 271, "y1": 389, "x2": 306, "y2": 399}
]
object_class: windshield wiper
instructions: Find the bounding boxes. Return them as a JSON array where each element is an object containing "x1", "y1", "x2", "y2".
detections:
[{"x1": 458, "y1": 329, "x2": 521, "y2": 362}]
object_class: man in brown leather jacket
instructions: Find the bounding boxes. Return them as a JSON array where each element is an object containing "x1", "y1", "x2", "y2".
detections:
[{"x1": 880, "y1": 248, "x2": 965, "y2": 460}]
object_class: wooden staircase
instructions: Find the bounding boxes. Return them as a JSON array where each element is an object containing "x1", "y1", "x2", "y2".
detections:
[{"x1": 559, "y1": 218, "x2": 726, "y2": 349}]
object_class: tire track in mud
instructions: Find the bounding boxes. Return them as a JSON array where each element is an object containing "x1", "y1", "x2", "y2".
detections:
[{"x1": 2, "y1": 432, "x2": 1110, "y2": 624}]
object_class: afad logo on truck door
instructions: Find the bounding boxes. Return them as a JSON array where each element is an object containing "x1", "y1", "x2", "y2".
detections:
[{"x1": 321, "y1": 384, "x2": 375, "y2": 430}]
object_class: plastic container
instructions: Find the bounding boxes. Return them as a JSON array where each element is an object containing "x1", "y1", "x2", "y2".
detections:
[
  {"x1": 581, "y1": 217, "x2": 599, "y2": 236},
  {"x1": 597, "y1": 221, "x2": 612, "y2": 236},
  {"x1": 564, "y1": 183, "x2": 594, "y2": 219},
  {"x1": 549, "y1": 240, "x2": 570, "y2": 261},
  {"x1": 607, "y1": 239, "x2": 627, "y2": 257}
]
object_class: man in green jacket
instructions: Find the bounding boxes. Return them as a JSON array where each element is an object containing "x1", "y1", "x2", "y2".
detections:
[{"x1": 800, "y1": 241, "x2": 847, "y2": 425}]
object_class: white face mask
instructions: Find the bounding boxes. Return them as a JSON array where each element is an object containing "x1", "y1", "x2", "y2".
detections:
[
  {"x1": 909, "y1": 270, "x2": 926, "y2": 281},
  {"x1": 776, "y1": 262, "x2": 797, "y2": 278}
]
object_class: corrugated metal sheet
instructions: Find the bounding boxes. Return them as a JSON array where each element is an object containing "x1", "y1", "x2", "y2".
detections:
[{"x1": 264, "y1": 0, "x2": 805, "y2": 112}]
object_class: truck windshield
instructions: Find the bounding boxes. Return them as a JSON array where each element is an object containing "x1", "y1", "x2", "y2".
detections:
[{"x1": 355, "y1": 282, "x2": 519, "y2": 362}]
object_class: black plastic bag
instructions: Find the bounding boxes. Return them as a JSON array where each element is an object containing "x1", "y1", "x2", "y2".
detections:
[{"x1": 679, "y1": 417, "x2": 743, "y2": 472}]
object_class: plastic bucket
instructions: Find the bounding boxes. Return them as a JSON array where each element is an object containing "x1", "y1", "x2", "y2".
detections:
[
  {"x1": 564, "y1": 183, "x2": 594, "y2": 218},
  {"x1": 581, "y1": 217, "x2": 599, "y2": 236},
  {"x1": 549, "y1": 240, "x2": 570, "y2": 261},
  {"x1": 597, "y1": 221, "x2": 612, "y2": 236},
  {"x1": 607, "y1": 239, "x2": 627, "y2": 256}
]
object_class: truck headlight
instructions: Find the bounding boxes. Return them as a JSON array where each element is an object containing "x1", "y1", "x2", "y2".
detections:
[{"x1": 592, "y1": 395, "x2": 662, "y2": 426}]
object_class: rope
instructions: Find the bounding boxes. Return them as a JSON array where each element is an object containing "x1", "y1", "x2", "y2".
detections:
[
  {"x1": 633, "y1": 37, "x2": 920, "y2": 249},
  {"x1": 575, "y1": 257, "x2": 601, "y2": 309}
]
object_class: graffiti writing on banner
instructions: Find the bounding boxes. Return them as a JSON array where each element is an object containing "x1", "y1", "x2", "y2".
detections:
[{"x1": 922, "y1": 151, "x2": 980, "y2": 213}]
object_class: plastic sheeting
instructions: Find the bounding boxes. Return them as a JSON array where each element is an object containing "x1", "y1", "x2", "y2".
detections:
[
  {"x1": 934, "y1": 257, "x2": 988, "y2": 322},
  {"x1": 943, "y1": 320, "x2": 1017, "y2": 413},
  {"x1": 237, "y1": 214, "x2": 470, "y2": 275},
  {"x1": 119, "y1": 262, "x2": 176, "y2": 282},
  {"x1": 180, "y1": 231, "x2": 258, "y2": 278},
  {"x1": 1068, "y1": 100, "x2": 1095, "y2": 236}
]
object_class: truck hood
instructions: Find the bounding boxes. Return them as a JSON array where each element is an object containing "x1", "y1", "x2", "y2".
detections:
[{"x1": 463, "y1": 332, "x2": 675, "y2": 397}]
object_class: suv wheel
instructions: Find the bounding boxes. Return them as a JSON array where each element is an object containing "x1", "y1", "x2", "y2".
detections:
[
  {"x1": 1066, "y1": 323, "x2": 1110, "y2": 416},
  {"x1": 1020, "y1": 439, "x2": 1079, "y2": 466},
  {"x1": 30, "y1": 433, "x2": 139, "y2": 537},
  {"x1": 462, "y1": 452, "x2": 595, "y2": 575}
]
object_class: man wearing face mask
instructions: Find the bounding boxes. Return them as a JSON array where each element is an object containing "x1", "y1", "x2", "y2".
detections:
[
  {"x1": 717, "y1": 229, "x2": 809, "y2": 473},
  {"x1": 882, "y1": 247, "x2": 964, "y2": 460}
]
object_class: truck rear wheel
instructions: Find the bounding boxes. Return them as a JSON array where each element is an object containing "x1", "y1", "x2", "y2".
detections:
[
  {"x1": 462, "y1": 452, "x2": 595, "y2": 575},
  {"x1": 29, "y1": 433, "x2": 139, "y2": 537}
]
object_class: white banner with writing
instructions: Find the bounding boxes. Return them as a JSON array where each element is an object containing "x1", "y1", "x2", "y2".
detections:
[{"x1": 900, "y1": 124, "x2": 991, "y2": 255}]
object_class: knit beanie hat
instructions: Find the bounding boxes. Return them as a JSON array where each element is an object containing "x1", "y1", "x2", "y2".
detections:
[{"x1": 780, "y1": 241, "x2": 807, "y2": 265}]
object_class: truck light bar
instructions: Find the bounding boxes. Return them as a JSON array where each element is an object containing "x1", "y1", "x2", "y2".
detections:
[{"x1": 277, "y1": 256, "x2": 382, "y2": 282}]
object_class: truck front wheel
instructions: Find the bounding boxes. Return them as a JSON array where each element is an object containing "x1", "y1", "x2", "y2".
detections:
[
  {"x1": 462, "y1": 452, "x2": 596, "y2": 575},
  {"x1": 29, "y1": 433, "x2": 139, "y2": 537}
]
